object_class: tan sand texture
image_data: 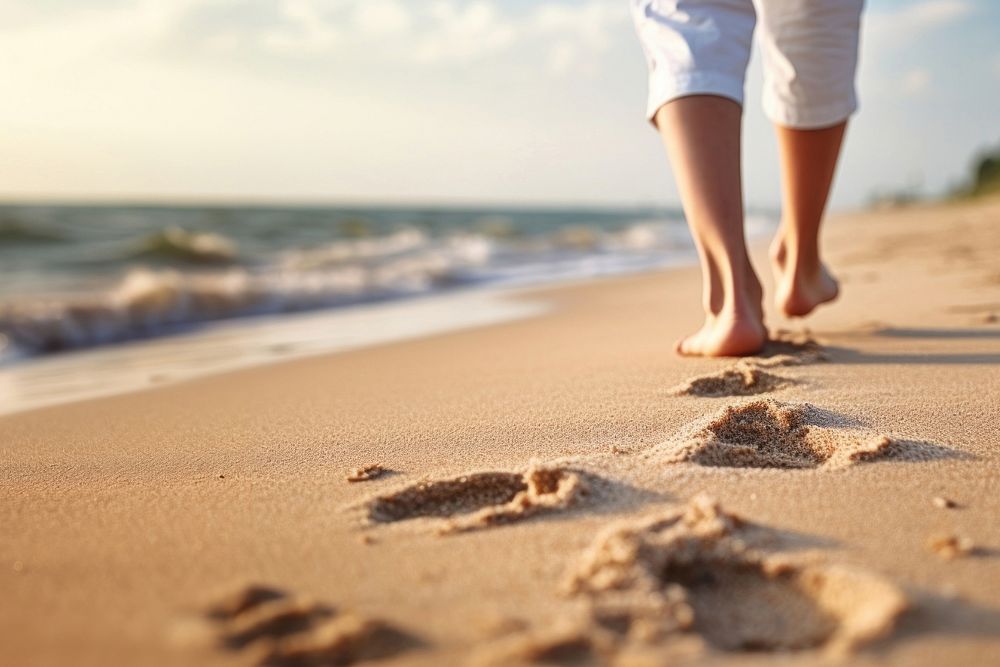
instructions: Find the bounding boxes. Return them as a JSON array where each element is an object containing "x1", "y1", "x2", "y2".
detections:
[{"x1": 2, "y1": 196, "x2": 1000, "y2": 665}]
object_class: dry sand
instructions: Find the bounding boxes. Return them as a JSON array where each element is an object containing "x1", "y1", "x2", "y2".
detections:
[{"x1": 2, "y1": 196, "x2": 1000, "y2": 666}]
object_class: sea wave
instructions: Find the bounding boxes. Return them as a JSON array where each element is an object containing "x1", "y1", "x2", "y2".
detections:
[
  {"x1": 0, "y1": 216, "x2": 751, "y2": 357},
  {"x1": 0, "y1": 220, "x2": 66, "y2": 243},
  {"x1": 0, "y1": 231, "x2": 496, "y2": 354},
  {"x1": 130, "y1": 226, "x2": 239, "y2": 264}
]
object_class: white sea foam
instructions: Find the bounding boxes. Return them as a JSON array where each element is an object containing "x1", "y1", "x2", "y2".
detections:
[
  {"x1": 0, "y1": 288, "x2": 548, "y2": 416},
  {"x1": 0, "y1": 219, "x2": 719, "y2": 356},
  {"x1": 0, "y1": 205, "x2": 779, "y2": 370}
]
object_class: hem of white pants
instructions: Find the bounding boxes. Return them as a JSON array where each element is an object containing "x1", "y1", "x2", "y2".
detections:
[
  {"x1": 762, "y1": 93, "x2": 859, "y2": 129},
  {"x1": 645, "y1": 71, "x2": 745, "y2": 125}
]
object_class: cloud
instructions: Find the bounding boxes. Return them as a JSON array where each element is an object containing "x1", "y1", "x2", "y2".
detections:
[
  {"x1": 413, "y1": 1, "x2": 516, "y2": 64},
  {"x1": 865, "y1": 0, "x2": 974, "y2": 44},
  {"x1": 900, "y1": 68, "x2": 931, "y2": 95},
  {"x1": 547, "y1": 41, "x2": 578, "y2": 74},
  {"x1": 531, "y1": 1, "x2": 627, "y2": 74},
  {"x1": 860, "y1": 0, "x2": 974, "y2": 96},
  {"x1": 353, "y1": 0, "x2": 411, "y2": 37},
  {"x1": 898, "y1": 0, "x2": 973, "y2": 28},
  {"x1": 258, "y1": 0, "x2": 342, "y2": 56},
  {"x1": 0, "y1": 0, "x2": 632, "y2": 74},
  {"x1": 532, "y1": 1, "x2": 621, "y2": 49}
]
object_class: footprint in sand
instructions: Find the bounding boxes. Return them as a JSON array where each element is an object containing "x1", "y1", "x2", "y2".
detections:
[
  {"x1": 670, "y1": 361, "x2": 794, "y2": 398},
  {"x1": 366, "y1": 465, "x2": 588, "y2": 534},
  {"x1": 655, "y1": 399, "x2": 956, "y2": 470},
  {"x1": 669, "y1": 331, "x2": 826, "y2": 398},
  {"x1": 195, "y1": 584, "x2": 419, "y2": 666},
  {"x1": 560, "y1": 495, "x2": 908, "y2": 657}
]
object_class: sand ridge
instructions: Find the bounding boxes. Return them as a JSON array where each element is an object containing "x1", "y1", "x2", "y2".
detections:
[
  {"x1": 654, "y1": 398, "x2": 956, "y2": 469},
  {"x1": 345, "y1": 463, "x2": 388, "y2": 483},
  {"x1": 669, "y1": 362, "x2": 794, "y2": 397}
]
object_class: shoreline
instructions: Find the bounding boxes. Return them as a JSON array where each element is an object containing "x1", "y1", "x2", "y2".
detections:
[
  {"x1": 0, "y1": 285, "x2": 551, "y2": 417},
  {"x1": 0, "y1": 250, "x2": 713, "y2": 418}
]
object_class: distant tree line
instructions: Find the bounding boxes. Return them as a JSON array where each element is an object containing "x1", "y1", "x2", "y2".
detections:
[
  {"x1": 959, "y1": 141, "x2": 1000, "y2": 197},
  {"x1": 870, "y1": 139, "x2": 1000, "y2": 208}
]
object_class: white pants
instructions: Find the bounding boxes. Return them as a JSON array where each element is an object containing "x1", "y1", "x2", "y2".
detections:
[{"x1": 632, "y1": 0, "x2": 864, "y2": 129}]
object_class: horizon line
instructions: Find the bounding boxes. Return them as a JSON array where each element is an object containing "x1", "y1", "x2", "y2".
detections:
[{"x1": 0, "y1": 192, "x2": 786, "y2": 212}]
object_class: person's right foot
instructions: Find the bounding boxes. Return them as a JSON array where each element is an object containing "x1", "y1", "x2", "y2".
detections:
[{"x1": 770, "y1": 237, "x2": 839, "y2": 318}]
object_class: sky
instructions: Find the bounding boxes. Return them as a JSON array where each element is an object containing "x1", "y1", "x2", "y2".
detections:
[{"x1": 0, "y1": 0, "x2": 998, "y2": 210}]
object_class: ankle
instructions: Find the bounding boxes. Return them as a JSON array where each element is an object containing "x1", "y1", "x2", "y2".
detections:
[
  {"x1": 719, "y1": 304, "x2": 761, "y2": 324},
  {"x1": 699, "y1": 248, "x2": 760, "y2": 311},
  {"x1": 782, "y1": 243, "x2": 822, "y2": 278},
  {"x1": 712, "y1": 288, "x2": 763, "y2": 321},
  {"x1": 769, "y1": 237, "x2": 786, "y2": 264}
]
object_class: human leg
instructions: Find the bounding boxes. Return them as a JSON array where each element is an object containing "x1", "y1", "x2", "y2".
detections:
[
  {"x1": 655, "y1": 97, "x2": 765, "y2": 356},
  {"x1": 770, "y1": 121, "x2": 846, "y2": 317},
  {"x1": 754, "y1": 0, "x2": 863, "y2": 316},
  {"x1": 631, "y1": 0, "x2": 763, "y2": 355}
]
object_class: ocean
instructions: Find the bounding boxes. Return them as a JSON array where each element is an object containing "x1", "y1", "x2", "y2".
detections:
[{"x1": 0, "y1": 202, "x2": 776, "y2": 413}]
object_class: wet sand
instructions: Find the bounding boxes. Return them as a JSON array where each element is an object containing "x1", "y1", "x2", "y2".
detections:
[{"x1": 2, "y1": 196, "x2": 1000, "y2": 666}]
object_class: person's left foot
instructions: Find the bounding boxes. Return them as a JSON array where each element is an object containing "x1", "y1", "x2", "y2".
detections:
[{"x1": 770, "y1": 237, "x2": 839, "y2": 318}]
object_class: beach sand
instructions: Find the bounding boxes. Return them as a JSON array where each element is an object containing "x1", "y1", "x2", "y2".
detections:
[{"x1": 2, "y1": 197, "x2": 1000, "y2": 666}]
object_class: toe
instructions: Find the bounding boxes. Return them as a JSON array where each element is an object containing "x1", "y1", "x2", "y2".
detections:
[{"x1": 675, "y1": 336, "x2": 698, "y2": 357}]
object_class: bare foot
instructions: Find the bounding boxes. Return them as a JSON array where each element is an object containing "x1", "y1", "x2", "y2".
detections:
[
  {"x1": 677, "y1": 262, "x2": 767, "y2": 357},
  {"x1": 675, "y1": 312, "x2": 767, "y2": 357},
  {"x1": 770, "y1": 238, "x2": 839, "y2": 318}
]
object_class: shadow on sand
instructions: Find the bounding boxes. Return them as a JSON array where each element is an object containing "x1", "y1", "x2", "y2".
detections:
[{"x1": 805, "y1": 325, "x2": 1000, "y2": 364}]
